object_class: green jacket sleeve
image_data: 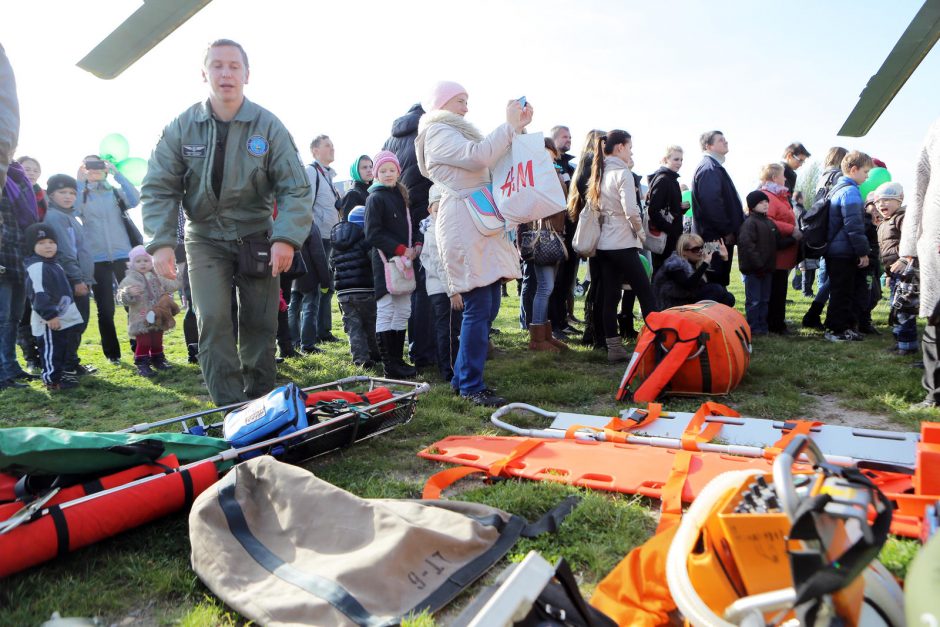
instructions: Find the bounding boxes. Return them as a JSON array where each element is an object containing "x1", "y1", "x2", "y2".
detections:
[
  {"x1": 141, "y1": 119, "x2": 186, "y2": 254},
  {"x1": 267, "y1": 124, "x2": 313, "y2": 249}
]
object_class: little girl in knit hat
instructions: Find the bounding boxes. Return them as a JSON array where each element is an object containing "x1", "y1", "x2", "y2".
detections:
[{"x1": 116, "y1": 246, "x2": 181, "y2": 377}]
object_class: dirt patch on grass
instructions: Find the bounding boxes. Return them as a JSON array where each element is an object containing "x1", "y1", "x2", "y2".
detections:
[{"x1": 801, "y1": 393, "x2": 906, "y2": 432}]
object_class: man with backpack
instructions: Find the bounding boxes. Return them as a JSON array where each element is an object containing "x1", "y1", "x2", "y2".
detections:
[{"x1": 820, "y1": 151, "x2": 873, "y2": 342}]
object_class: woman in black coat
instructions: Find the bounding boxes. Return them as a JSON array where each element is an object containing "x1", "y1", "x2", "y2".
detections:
[{"x1": 647, "y1": 146, "x2": 688, "y2": 272}]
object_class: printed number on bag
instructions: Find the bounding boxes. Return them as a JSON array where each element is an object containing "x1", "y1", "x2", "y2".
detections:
[
  {"x1": 407, "y1": 550, "x2": 453, "y2": 590},
  {"x1": 499, "y1": 160, "x2": 535, "y2": 198}
]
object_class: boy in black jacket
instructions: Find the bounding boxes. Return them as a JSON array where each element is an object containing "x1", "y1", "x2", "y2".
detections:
[
  {"x1": 738, "y1": 191, "x2": 793, "y2": 335},
  {"x1": 330, "y1": 206, "x2": 380, "y2": 368},
  {"x1": 23, "y1": 224, "x2": 84, "y2": 389}
]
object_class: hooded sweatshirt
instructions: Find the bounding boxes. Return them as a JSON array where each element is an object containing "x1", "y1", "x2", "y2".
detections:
[{"x1": 383, "y1": 103, "x2": 432, "y2": 217}]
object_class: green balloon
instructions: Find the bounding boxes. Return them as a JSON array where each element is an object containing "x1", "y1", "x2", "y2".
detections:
[
  {"x1": 116, "y1": 157, "x2": 148, "y2": 187},
  {"x1": 682, "y1": 189, "x2": 694, "y2": 217},
  {"x1": 858, "y1": 167, "x2": 891, "y2": 202},
  {"x1": 640, "y1": 253, "x2": 652, "y2": 279},
  {"x1": 99, "y1": 133, "x2": 130, "y2": 164}
]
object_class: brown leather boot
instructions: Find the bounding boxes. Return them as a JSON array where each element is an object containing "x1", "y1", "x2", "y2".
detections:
[
  {"x1": 528, "y1": 323, "x2": 559, "y2": 352},
  {"x1": 544, "y1": 321, "x2": 570, "y2": 351},
  {"x1": 606, "y1": 336, "x2": 628, "y2": 363}
]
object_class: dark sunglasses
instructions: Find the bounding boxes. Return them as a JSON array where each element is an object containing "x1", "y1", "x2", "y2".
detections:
[{"x1": 684, "y1": 246, "x2": 704, "y2": 253}]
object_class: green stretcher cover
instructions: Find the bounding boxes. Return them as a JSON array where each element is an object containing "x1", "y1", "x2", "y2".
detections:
[{"x1": 0, "y1": 427, "x2": 233, "y2": 476}]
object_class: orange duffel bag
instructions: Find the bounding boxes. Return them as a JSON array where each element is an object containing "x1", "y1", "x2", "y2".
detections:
[{"x1": 617, "y1": 301, "x2": 751, "y2": 402}]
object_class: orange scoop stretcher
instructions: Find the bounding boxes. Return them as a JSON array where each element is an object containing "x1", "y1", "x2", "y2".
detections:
[{"x1": 419, "y1": 416, "x2": 940, "y2": 539}]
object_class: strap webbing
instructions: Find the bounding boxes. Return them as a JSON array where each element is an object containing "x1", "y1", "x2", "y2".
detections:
[
  {"x1": 679, "y1": 402, "x2": 738, "y2": 451},
  {"x1": 632, "y1": 321, "x2": 703, "y2": 402},
  {"x1": 764, "y1": 420, "x2": 822, "y2": 460},
  {"x1": 49, "y1": 505, "x2": 69, "y2": 558},
  {"x1": 520, "y1": 496, "x2": 580, "y2": 537},
  {"x1": 422, "y1": 438, "x2": 545, "y2": 499},
  {"x1": 218, "y1": 482, "x2": 397, "y2": 627},
  {"x1": 657, "y1": 450, "x2": 692, "y2": 533}
]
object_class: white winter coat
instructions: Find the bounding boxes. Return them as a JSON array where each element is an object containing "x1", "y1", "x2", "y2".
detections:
[
  {"x1": 415, "y1": 110, "x2": 522, "y2": 295},
  {"x1": 421, "y1": 215, "x2": 450, "y2": 297},
  {"x1": 597, "y1": 156, "x2": 644, "y2": 251},
  {"x1": 899, "y1": 118, "x2": 940, "y2": 317}
]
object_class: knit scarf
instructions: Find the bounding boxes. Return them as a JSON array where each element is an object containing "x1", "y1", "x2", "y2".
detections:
[{"x1": 761, "y1": 181, "x2": 789, "y2": 196}]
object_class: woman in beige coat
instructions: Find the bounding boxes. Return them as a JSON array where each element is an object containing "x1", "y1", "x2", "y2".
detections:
[
  {"x1": 415, "y1": 81, "x2": 532, "y2": 407},
  {"x1": 588, "y1": 129, "x2": 658, "y2": 362}
]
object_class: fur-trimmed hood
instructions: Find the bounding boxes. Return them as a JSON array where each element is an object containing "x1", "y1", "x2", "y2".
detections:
[{"x1": 416, "y1": 111, "x2": 484, "y2": 180}]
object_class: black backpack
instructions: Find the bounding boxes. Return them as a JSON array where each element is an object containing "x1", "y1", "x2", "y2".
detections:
[{"x1": 800, "y1": 174, "x2": 851, "y2": 259}]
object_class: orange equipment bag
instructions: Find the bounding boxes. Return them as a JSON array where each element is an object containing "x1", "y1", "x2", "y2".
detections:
[{"x1": 617, "y1": 302, "x2": 751, "y2": 402}]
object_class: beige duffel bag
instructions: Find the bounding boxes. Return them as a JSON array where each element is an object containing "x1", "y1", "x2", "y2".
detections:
[{"x1": 189, "y1": 456, "x2": 576, "y2": 626}]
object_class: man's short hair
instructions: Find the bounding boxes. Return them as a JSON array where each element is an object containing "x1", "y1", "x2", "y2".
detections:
[
  {"x1": 841, "y1": 150, "x2": 873, "y2": 174},
  {"x1": 310, "y1": 135, "x2": 331, "y2": 150},
  {"x1": 204, "y1": 39, "x2": 249, "y2": 69},
  {"x1": 550, "y1": 125, "x2": 570, "y2": 139},
  {"x1": 783, "y1": 142, "x2": 810, "y2": 159},
  {"x1": 699, "y1": 130, "x2": 723, "y2": 151}
]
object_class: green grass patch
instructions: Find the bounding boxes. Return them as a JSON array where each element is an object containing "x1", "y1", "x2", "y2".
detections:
[{"x1": 0, "y1": 273, "x2": 934, "y2": 624}]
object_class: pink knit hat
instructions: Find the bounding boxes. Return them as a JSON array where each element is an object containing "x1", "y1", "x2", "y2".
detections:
[
  {"x1": 424, "y1": 80, "x2": 468, "y2": 112},
  {"x1": 129, "y1": 245, "x2": 151, "y2": 261},
  {"x1": 372, "y1": 150, "x2": 401, "y2": 175}
]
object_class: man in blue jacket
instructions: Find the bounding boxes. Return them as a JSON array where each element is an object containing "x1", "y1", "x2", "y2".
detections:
[
  {"x1": 823, "y1": 151, "x2": 873, "y2": 342},
  {"x1": 691, "y1": 131, "x2": 744, "y2": 286}
]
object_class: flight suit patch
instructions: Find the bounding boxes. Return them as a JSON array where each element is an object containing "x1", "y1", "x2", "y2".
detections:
[
  {"x1": 182, "y1": 144, "x2": 207, "y2": 157},
  {"x1": 246, "y1": 135, "x2": 269, "y2": 157}
]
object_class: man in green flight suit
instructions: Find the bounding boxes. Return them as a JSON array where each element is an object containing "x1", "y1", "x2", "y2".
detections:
[{"x1": 141, "y1": 39, "x2": 312, "y2": 405}]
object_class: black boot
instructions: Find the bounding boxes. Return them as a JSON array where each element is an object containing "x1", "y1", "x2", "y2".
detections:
[
  {"x1": 378, "y1": 331, "x2": 417, "y2": 379},
  {"x1": 151, "y1": 353, "x2": 173, "y2": 371},
  {"x1": 135, "y1": 356, "x2": 155, "y2": 378},
  {"x1": 802, "y1": 300, "x2": 825, "y2": 330}
]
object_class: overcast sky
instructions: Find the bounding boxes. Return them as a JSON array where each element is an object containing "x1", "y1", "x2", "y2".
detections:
[{"x1": 4, "y1": 0, "x2": 938, "y2": 224}]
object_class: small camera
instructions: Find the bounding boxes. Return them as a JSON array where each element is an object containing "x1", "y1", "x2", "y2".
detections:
[{"x1": 85, "y1": 159, "x2": 107, "y2": 170}]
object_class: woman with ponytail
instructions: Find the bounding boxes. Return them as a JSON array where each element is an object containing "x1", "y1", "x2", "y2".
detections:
[
  {"x1": 567, "y1": 129, "x2": 606, "y2": 349},
  {"x1": 589, "y1": 130, "x2": 658, "y2": 362}
]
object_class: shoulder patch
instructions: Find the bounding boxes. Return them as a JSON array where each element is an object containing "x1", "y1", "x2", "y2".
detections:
[{"x1": 246, "y1": 135, "x2": 269, "y2": 157}]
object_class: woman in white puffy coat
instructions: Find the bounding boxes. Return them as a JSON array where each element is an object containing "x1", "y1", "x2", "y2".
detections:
[{"x1": 415, "y1": 81, "x2": 532, "y2": 407}]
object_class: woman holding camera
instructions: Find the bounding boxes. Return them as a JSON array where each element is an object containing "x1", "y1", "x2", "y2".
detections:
[
  {"x1": 75, "y1": 155, "x2": 140, "y2": 364},
  {"x1": 415, "y1": 81, "x2": 531, "y2": 407},
  {"x1": 652, "y1": 233, "x2": 735, "y2": 310}
]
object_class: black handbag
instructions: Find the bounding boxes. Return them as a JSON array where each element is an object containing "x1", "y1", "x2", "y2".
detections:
[
  {"x1": 527, "y1": 221, "x2": 568, "y2": 266},
  {"x1": 112, "y1": 189, "x2": 144, "y2": 247}
]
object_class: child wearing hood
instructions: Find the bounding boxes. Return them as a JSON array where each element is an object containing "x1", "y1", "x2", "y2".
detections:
[
  {"x1": 23, "y1": 223, "x2": 84, "y2": 390},
  {"x1": 877, "y1": 182, "x2": 918, "y2": 355},
  {"x1": 340, "y1": 155, "x2": 374, "y2": 220},
  {"x1": 116, "y1": 246, "x2": 180, "y2": 377}
]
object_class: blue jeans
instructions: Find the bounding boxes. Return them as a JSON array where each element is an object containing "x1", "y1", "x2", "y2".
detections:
[
  {"x1": 532, "y1": 263, "x2": 557, "y2": 325},
  {"x1": 288, "y1": 290, "x2": 319, "y2": 350},
  {"x1": 452, "y1": 282, "x2": 501, "y2": 396},
  {"x1": 743, "y1": 273, "x2": 772, "y2": 334},
  {"x1": 0, "y1": 279, "x2": 27, "y2": 381},
  {"x1": 888, "y1": 276, "x2": 919, "y2": 350},
  {"x1": 519, "y1": 260, "x2": 537, "y2": 329},
  {"x1": 316, "y1": 239, "x2": 334, "y2": 340},
  {"x1": 812, "y1": 257, "x2": 830, "y2": 306}
]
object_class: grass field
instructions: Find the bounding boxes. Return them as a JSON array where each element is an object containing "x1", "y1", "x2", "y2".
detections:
[{"x1": 0, "y1": 271, "x2": 936, "y2": 625}]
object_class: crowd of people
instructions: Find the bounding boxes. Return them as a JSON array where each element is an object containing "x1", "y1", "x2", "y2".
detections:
[{"x1": 0, "y1": 39, "x2": 937, "y2": 411}]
